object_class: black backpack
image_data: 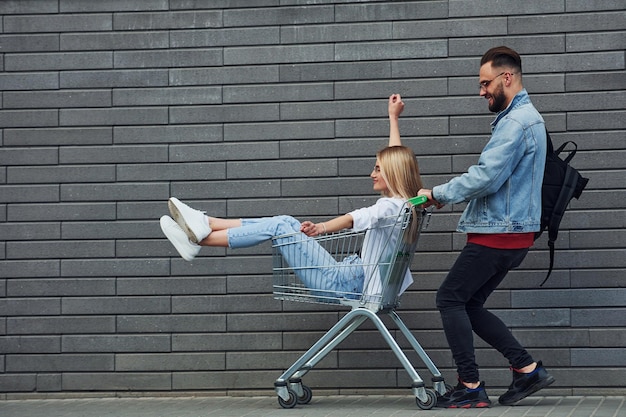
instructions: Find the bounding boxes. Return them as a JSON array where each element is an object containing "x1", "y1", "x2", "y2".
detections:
[{"x1": 535, "y1": 129, "x2": 589, "y2": 286}]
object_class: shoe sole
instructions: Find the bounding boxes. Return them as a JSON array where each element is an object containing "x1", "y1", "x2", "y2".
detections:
[
  {"x1": 168, "y1": 198, "x2": 200, "y2": 243},
  {"x1": 159, "y1": 216, "x2": 199, "y2": 261},
  {"x1": 499, "y1": 375, "x2": 555, "y2": 406},
  {"x1": 447, "y1": 401, "x2": 491, "y2": 409}
]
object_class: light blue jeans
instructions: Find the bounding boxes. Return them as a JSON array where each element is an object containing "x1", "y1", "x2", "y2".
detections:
[{"x1": 228, "y1": 215, "x2": 364, "y2": 297}]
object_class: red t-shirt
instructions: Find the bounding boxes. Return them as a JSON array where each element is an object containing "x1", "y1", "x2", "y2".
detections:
[{"x1": 467, "y1": 232, "x2": 535, "y2": 249}]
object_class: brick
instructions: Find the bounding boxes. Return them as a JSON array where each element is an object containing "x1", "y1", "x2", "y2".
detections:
[
  {"x1": 566, "y1": 71, "x2": 626, "y2": 92},
  {"x1": 61, "y1": 259, "x2": 170, "y2": 277},
  {"x1": 335, "y1": 39, "x2": 448, "y2": 62},
  {"x1": 170, "y1": 142, "x2": 278, "y2": 162},
  {"x1": 60, "y1": 145, "x2": 167, "y2": 164},
  {"x1": 4, "y1": 14, "x2": 112, "y2": 33},
  {"x1": 572, "y1": 308, "x2": 626, "y2": 327},
  {"x1": 0, "y1": 72, "x2": 59, "y2": 90},
  {"x1": 513, "y1": 289, "x2": 624, "y2": 308},
  {"x1": 113, "y1": 86, "x2": 221, "y2": 106},
  {"x1": 61, "y1": 31, "x2": 169, "y2": 51},
  {"x1": 395, "y1": 18, "x2": 507, "y2": 40},
  {"x1": 567, "y1": 110, "x2": 626, "y2": 131},
  {"x1": 572, "y1": 348, "x2": 626, "y2": 366},
  {"x1": 114, "y1": 10, "x2": 222, "y2": 30},
  {"x1": 224, "y1": 83, "x2": 333, "y2": 103},
  {"x1": 449, "y1": 0, "x2": 564, "y2": 16},
  {"x1": 172, "y1": 333, "x2": 282, "y2": 352},
  {"x1": 170, "y1": 103, "x2": 278, "y2": 124},
  {"x1": 7, "y1": 166, "x2": 115, "y2": 184},
  {"x1": 567, "y1": 31, "x2": 626, "y2": 52},
  {"x1": 225, "y1": 44, "x2": 334, "y2": 65},
  {"x1": 117, "y1": 314, "x2": 227, "y2": 334},
  {"x1": 61, "y1": 107, "x2": 168, "y2": 126},
  {"x1": 224, "y1": 5, "x2": 334, "y2": 26},
  {"x1": 60, "y1": 183, "x2": 169, "y2": 202},
  {"x1": 0, "y1": 110, "x2": 58, "y2": 128},
  {"x1": 61, "y1": 296, "x2": 171, "y2": 315},
  {"x1": 117, "y1": 162, "x2": 225, "y2": 181},
  {"x1": 7, "y1": 241, "x2": 115, "y2": 260},
  {"x1": 226, "y1": 121, "x2": 333, "y2": 143},
  {"x1": 0, "y1": 147, "x2": 58, "y2": 166},
  {"x1": 335, "y1": 1, "x2": 448, "y2": 22},
  {"x1": 0, "y1": 34, "x2": 59, "y2": 53},
  {"x1": 281, "y1": 22, "x2": 391, "y2": 44},
  {"x1": 0, "y1": 0, "x2": 58, "y2": 14},
  {"x1": 114, "y1": 49, "x2": 222, "y2": 69},
  {"x1": 3, "y1": 127, "x2": 112, "y2": 146},
  {"x1": 567, "y1": 0, "x2": 626, "y2": 12},
  {"x1": 61, "y1": 0, "x2": 168, "y2": 12},
  {"x1": 280, "y1": 61, "x2": 390, "y2": 82},
  {"x1": 335, "y1": 78, "x2": 447, "y2": 100},
  {"x1": 227, "y1": 159, "x2": 337, "y2": 179},
  {"x1": 510, "y1": 11, "x2": 626, "y2": 34},
  {"x1": 37, "y1": 374, "x2": 62, "y2": 392},
  {"x1": 114, "y1": 125, "x2": 222, "y2": 144},
  {"x1": 117, "y1": 353, "x2": 225, "y2": 371},
  {"x1": 0, "y1": 222, "x2": 60, "y2": 241},
  {"x1": 0, "y1": 336, "x2": 61, "y2": 353},
  {"x1": 172, "y1": 294, "x2": 279, "y2": 314},
  {"x1": 7, "y1": 278, "x2": 115, "y2": 296},
  {"x1": 172, "y1": 370, "x2": 275, "y2": 390},
  {"x1": 116, "y1": 276, "x2": 225, "y2": 295},
  {"x1": 3, "y1": 89, "x2": 111, "y2": 109},
  {"x1": 0, "y1": 298, "x2": 60, "y2": 316},
  {"x1": 62, "y1": 372, "x2": 171, "y2": 391},
  {"x1": 0, "y1": 374, "x2": 36, "y2": 392},
  {"x1": 62, "y1": 335, "x2": 171, "y2": 353},
  {"x1": 533, "y1": 91, "x2": 626, "y2": 112},
  {"x1": 170, "y1": 180, "x2": 281, "y2": 201},
  {"x1": 60, "y1": 69, "x2": 169, "y2": 89},
  {"x1": 0, "y1": 260, "x2": 60, "y2": 278},
  {"x1": 7, "y1": 316, "x2": 116, "y2": 335},
  {"x1": 170, "y1": 27, "x2": 279, "y2": 48}
]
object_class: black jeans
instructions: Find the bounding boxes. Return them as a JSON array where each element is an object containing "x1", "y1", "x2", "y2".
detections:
[{"x1": 436, "y1": 243, "x2": 534, "y2": 383}]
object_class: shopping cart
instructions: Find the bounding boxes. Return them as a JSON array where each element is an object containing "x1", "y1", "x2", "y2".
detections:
[{"x1": 271, "y1": 195, "x2": 447, "y2": 410}]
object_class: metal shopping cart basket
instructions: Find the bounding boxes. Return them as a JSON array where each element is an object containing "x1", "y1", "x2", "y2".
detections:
[{"x1": 271, "y1": 195, "x2": 447, "y2": 410}]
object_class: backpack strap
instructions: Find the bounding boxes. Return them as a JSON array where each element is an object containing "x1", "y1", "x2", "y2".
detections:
[
  {"x1": 541, "y1": 165, "x2": 580, "y2": 286},
  {"x1": 555, "y1": 141, "x2": 578, "y2": 164}
]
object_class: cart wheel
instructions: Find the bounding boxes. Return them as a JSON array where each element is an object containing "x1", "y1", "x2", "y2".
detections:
[
  {"x1": 416, "y1": 389, "x2": 437, "y2": 410},
  {"x1": 297, "y1": 385, "x2": 313, "y2": 404},
  {"x1": 277, "y1": 388, "x2": 298, "y2": 409}
]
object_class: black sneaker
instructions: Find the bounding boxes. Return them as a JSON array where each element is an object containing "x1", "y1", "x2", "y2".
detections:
[
  {"x1": 435, "y1": 381, "x2": 492, "y2": 408},
  {"x1": 498, "y1": 361, "x2": 555, "y2": 405}
]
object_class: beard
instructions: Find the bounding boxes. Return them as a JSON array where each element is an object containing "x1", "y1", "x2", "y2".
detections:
[{"x1": 488, "y1": 83, "x2": 507, "y2": 113}]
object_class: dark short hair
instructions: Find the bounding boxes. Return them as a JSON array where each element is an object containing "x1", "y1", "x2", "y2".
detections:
[{"x1": 480, "y1": 46, "x2": 522, "y2": 73}]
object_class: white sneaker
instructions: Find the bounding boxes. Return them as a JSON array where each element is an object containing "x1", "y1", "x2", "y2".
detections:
[
  {"x1": 160, "y1": 215, "x2": 201, "y2": 261},
  {"x1": 168, "y1": 197, "x2": 212, "y2": 243}
]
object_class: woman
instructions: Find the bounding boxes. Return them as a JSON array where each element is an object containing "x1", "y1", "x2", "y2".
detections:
[{"x1": 160, "y1": 94, "x2": 422, "y2": 298}]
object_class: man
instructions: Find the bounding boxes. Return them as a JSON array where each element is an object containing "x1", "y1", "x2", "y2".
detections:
[{"x1": 419, "y1": 46, "x2": 555, "y2": 408}]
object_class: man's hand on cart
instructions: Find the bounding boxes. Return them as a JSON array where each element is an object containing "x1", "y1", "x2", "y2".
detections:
[{"x1": 418, "y1": 189, "x2": 445, "y2": 209}]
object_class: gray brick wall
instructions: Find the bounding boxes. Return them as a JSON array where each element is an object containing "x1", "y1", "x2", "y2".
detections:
[{"x1": 1, "y1": 0, "x2": 625, "y2": 398}]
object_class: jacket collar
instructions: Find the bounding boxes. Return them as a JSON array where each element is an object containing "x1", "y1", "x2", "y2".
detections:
[{"x1": 491, "y1": 89, "x2": 529, "y2": 127}]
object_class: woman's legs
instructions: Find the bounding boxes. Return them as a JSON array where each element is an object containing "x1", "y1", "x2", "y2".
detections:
[{"x1": 165, "y1": 199, "x2": 364, "y2": 296}]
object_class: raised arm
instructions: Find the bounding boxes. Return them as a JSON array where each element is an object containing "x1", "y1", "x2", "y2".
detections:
[{"x1": 388, "y1": 93, "x2": 404, "y2": 147}]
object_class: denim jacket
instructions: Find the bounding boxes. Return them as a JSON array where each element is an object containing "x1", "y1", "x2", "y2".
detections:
[{"x1": 433, "y1": 89, "x2": 547, "y2": 233}]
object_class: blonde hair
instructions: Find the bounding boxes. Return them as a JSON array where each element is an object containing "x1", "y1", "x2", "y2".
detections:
[{"x1": 376, "y1": 146, "x2": 423, "y2": 200}]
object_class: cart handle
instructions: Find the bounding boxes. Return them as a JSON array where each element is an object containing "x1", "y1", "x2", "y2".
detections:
[{"x1": 408, "y1": 195, "x2": 428, "y2": 206}]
